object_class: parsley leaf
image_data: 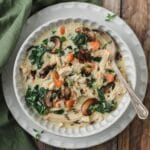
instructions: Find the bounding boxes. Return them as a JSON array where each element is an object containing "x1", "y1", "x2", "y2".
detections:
[
  {"x1": 105, "y1": 13, "x2": 117, "y2": 22},
  {"x1": 33, "y1": 129, "x2": 44, "y2": 141}
]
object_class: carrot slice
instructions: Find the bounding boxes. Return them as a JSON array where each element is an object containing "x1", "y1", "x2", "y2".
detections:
[
  {"x1": 65, "y1": 100, "x2": 75, "y2": 110},
  {"x1": 53, "y1": 100, "x2": 62, "y2": 108},
  {"x1": 89, "y1": 40, "x2": 101, "y2": 51},
  {"x1": 52, "y1": 71, "x2": 59, "y2": 81},
  {"x1": 66, "y1": 53, "x2": 74, "y2": 62},
  {"x1": 59, "y1": 25, "x2": 65, "y2": 35},
  {"x1": 105, "y1": 74, "x2": 115, "y2": 83},
  {"x1": 54, "y1": 80, "x2": 64, "y2": 88}
]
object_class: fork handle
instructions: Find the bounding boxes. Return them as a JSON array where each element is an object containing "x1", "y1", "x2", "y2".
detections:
[{"x1": 112, "y1": 61, "x2": 149, "y2": 119}]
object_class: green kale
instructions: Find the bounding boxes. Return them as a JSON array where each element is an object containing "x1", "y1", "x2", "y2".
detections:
[
  {"x1": 60, "y1": 36, "x2": 67, "y2": 42},
  {"x1": 72, "y1": 33, "x2": 88, "y2": 48},
  {"x1": 51, "y1": 109, "x2": 64, "y2": 114},
  {"x1": 56, "y1": 48, "x2": 65, "y2": 56},
  {"x1": 29, "y1": 45, "x2": 47, "y2": 69},
  {"x1": 86, "y1": 77, "x2": 96, "y2": 88},
  {"x1": 91, "y1": 56, "x2": 102, "y2": 62},
  {"x1": 42, "y1": 38, "x2": 48, "y2": 45},
  {"x1": 25, "y1": 85, "x2": 48, "y2": 115},
  {"x1": 89, "y1": 89, "x2": 117, "y2": 113}
]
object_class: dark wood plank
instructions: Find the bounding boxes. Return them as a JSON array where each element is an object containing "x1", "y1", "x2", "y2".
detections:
[{"x1": 118, "y1": 0, "x2": 150, "y2": 150}]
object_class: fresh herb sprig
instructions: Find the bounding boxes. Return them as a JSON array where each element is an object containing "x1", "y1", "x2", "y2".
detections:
[
  {"x1": 33, "y1": 129, "x2": 44, "y2": 141},
  {"x1": 105, "y1": 13, "x2": 117, "y2": 22}
]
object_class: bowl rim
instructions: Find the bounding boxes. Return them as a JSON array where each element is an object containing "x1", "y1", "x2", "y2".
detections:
[{"x1": 13, "y1": 18, "x2": 136, "y2": 137}]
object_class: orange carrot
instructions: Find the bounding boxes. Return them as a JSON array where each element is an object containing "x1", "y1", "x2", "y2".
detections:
[
  {"x1": 89, "y1": 40, "x2": 101, "y2": 51},
  {"x1": 105, "y1": 74, "x2": 115, "y2": 83},
  {"x1": 65, "y1": 100, "x2": 75, "y2": 110},
  {"x1": 53, "y1": 100, "x2": 62, "y2": 108},
  {"x1": 66, "y1": 53, "x2": 74, "y2": 63},
  {"x1": 52, "y1": 71, "x2": 59, "y2": 81},
  {"x1": 54, "y1": 80, "x2": 64, "y2": 88},
  {"x1": 59, "y1": 25, "x2": 65, "y2": 35}
]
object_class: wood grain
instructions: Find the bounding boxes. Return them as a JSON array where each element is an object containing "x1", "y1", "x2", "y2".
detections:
[
  {"x1": 119, "y1": 0, "x2": 150, "y2": 150},
  {"x1": 36, "y1": 0, "x2": 150, "y2": 149}
]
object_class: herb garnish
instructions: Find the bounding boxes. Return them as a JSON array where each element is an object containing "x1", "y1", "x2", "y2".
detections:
[
  {"x1": 91, "y1": 56, "x2": 102, "y2": 62},
  {"x1": 105, "y1": 13, "x2": 117, "y2": 22},
  {"x1": 29, "y1": 45, "x2": 47, "y2": 69},
  {"x1": 56, "y1": 48, "x2": 65, "y2": 56},
  {"x1": 51, "y1": 109, "x2": 64, "y2": 114},
  {"x1": 89, "y1": 89, "x2": 117, "y2": 113},
  {"x1": 72, "y1": 33, "x2": 88, "y2": 48},
  {"x1": 25, "y1": 85, "x2": 48, "y2": 115},
  {"x1": 33, "y1": 129, "x2": 44, "y2": 141},
  {"x1": 42, "y1": 38, "x2": 48, "y2": 45},
  {"x1": 86, "y1": 77, "x2": 96, "y2": 88},
  {"x1": 102, "y1": 41, "x2": 112, "y2": 49},
  {"x1": 51, "y1": 30, "x2": 56, "y2": 34},
  {"x1": 105, "y1": 69, "x2": 114, "y2": 73},
  {"x1": 60, "y1": 36, "x2": 67, "y2": 42}
]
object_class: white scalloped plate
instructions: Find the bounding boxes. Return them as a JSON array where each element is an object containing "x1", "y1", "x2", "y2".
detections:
[
  {"x1": 2, "y1": 2, "x2": 148, "y2": 148},
  {"x1": 13, "y1": 18, "x2": 136, "y2": 137}
]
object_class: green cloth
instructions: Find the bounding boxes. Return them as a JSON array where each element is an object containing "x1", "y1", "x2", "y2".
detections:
[{"x1": 0, "y1": 0, "x2": 101, "y2": 150}]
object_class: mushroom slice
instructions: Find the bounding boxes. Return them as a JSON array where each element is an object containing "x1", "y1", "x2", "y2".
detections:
[
  {"x1": 50, "y1": 36, "x2": 62, "y2": 53},
  {"x1": 78, "y1": 49, "x2": 91, "y2": 63},
  {"x1": 61, "y1": 87, "x2": 71, "y2": 100},
  {"x1": 75, "y1": 27, "x2": 96, "y2": 41},
  {"x1": 39, "y1": 64, "x2": 56, "y2": 78},
  {"x1": 45, "y1": 91, "x2": 52, "y2": 107},
  {"x1": 81, "y1": 98, "x2": 98, "y2": 116},
  {"x1": 101, "y1": 82, "x2": 115, "y2": 93}
]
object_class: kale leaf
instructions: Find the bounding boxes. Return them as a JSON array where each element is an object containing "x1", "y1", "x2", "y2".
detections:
[
  {"x1": 89, "y1": 89, "x2": 117, "y2": 113},
  {"x1": 72, "y1": 33, "x2": 88, "y2": 48},
  {"x1": 29, "y1": 45, "x2": 47, "y2": 69},
  {"x1": 25, "y1": 85, "x2": 48, "y2": 115}
]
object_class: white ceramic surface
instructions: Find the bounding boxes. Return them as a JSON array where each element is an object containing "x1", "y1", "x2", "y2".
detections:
[{"x1": 2, "y1": 2, "x2": 148, "y2": 149}]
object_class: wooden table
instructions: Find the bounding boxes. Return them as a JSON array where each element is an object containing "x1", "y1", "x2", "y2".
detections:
[{"x1": 36, "y1": 0, "x2": 150, "y2": 149}]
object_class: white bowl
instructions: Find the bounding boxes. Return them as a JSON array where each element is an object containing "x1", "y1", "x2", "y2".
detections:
[{"x1": 13, "y1": 18, "x2": 136, "y2": 137}]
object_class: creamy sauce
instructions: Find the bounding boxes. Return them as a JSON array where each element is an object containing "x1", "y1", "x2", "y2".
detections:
[{"x1": 20, "y1": 22, "x2": 126, "y2": 128}]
